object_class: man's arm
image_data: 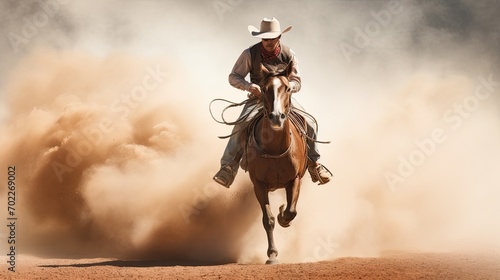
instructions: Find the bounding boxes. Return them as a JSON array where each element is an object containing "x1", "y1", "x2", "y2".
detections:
[
  {"x1": 289, "y1": 49, "x2": 301, "y2": 93},
  {"x1": 228, "y1": 49, "x2": 253, "y2": 91}
]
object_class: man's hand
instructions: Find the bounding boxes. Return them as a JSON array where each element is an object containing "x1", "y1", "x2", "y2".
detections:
[
  {"x1": 247, "y1": 83, "x2": 262, "y2": 99},
  {"x1": 289, "y1": 81, "x2": 297, "y2": 93}
]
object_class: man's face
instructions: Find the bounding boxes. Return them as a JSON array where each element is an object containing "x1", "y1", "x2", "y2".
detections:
[{"x1": 262, "y1": 37, "x2": 280, "y2": 52}]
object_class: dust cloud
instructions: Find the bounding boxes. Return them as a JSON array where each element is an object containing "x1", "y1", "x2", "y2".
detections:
[
  {"x1": 0, "y1": 0, "x2": 499, "y2": 264},
  {"x1": 0, "y1": 49, "x2": 259, "y2": 262}
]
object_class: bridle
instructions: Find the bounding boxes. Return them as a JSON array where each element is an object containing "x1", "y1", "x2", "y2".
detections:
[{"x1": 260, "y1": 74, "x2": 292, "y2": 122}]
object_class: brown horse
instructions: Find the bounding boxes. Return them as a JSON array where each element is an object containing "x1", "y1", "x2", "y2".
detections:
[{"x1": 243, "y1": 63, "x2": 308, "y2": 264}]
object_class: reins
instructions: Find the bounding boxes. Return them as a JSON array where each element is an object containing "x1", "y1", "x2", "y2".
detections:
[
  {"x1": 291, "y1": 106, "x2": 331, "y2": 144},
  {"x1": 209, "y1": 97, "x2": 260, "y2": 139},
  {"x1": 248, "y1": 116, "x2": 293, "y2": 159},
  {"x1": 209, "y1": 97, "x2": 331, "y2": 144}
]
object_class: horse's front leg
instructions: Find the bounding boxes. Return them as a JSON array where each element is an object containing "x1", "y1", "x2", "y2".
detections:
[
  {"x1": 278, "y1": 177, "x2": 301, "y2": 228},
  {"x1": 253, "y1": 182, "x2": 279, "y2": 264}
]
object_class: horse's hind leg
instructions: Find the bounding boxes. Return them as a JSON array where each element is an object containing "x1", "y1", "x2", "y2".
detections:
[
  {"x1": 253, "y1": 183, "x2": 279, "y2": 264},
  {"x1": 278, "y1": 177, "x2": 301, "y2": 228}
]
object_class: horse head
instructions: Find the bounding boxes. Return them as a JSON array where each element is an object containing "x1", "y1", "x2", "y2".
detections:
[{"x1": 259, "y1": 63, "x2": 293, "y2": 130}]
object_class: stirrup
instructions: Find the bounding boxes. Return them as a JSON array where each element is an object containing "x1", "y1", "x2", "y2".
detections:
[
  {"x1": 308, "y1": 163, "x2": 333, "y2": 185},
  {"x1": 213, "y1": 165, "x2": 235, "y2": 188}
]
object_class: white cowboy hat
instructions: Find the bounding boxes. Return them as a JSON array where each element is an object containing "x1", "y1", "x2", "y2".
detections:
[{"x1": 248, "y1": 17, "x2": 292, "y2": 39}]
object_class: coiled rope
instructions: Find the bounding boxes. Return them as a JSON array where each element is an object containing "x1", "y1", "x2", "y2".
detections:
[{"x1": 209, "y1": 97, "x2": 330, "y2": 144}]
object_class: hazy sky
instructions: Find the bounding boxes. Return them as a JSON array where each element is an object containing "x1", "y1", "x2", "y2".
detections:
[{"x1": 0, "y1": 0, "x2": 499, "y2": 263}]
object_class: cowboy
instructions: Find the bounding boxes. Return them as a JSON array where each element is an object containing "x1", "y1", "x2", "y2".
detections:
[{"x1": 213, "y1": 17, "x2": 332, "y2": 188}]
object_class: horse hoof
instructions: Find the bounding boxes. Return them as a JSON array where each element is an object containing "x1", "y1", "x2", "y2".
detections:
[
  {"x1": 278, "y1": 215, "x2": 290, "y2": 228},
  {"x1": 277, "y1": 204, "x2": 290, "y2": 228},
  {"x1": 265, "y1": 258, "x2": 279, "y2": 265}
]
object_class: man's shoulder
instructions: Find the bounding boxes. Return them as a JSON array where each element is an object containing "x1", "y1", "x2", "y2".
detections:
[
  {"x1": 235, "y1": 47, "x2": 252, "y2": 61},
  {"x1": 280, "y1": 43, "x2": 293, "y2": 54},
  {"x1": 240, "y1": 43, "x2": 260, "y2": 55},
  {"x1": 248, "y1": 43, "x2": 261, "y2": 59},
  {"x1": 248, "y1": 42, "x2": 260, "y2": 51},
  {"x1": 280, "y1": 44, "x2": 297, "y2": 60}
]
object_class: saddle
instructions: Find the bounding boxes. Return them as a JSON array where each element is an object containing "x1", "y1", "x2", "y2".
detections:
[{"x1": 240, "y1": 107, "x2": 308, "y2": 171}]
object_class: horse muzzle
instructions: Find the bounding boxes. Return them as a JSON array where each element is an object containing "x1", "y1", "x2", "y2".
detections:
[{"x1": 268, "y1": 112, "x2": 286, "y2": 130}]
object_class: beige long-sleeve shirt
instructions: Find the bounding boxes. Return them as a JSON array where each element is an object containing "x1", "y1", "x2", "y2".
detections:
[{"x1": 228, "y1": 45, "x2": 302, "y2": 93}]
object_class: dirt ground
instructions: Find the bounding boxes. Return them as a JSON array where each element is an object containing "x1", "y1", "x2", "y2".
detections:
[{"x1": 2, "y1": 252, "x2": 499, "y2": 279}]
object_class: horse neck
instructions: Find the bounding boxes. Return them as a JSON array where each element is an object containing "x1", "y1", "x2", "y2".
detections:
[{"x1": 258, "y1": 117, "x2": 291, "y2": 155}]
